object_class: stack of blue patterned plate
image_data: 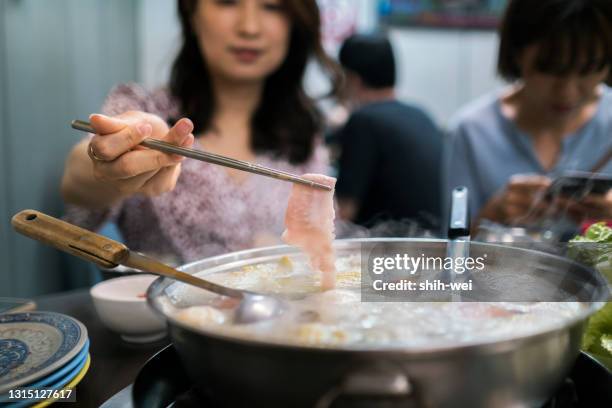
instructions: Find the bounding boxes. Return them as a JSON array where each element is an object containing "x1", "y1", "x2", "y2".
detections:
[{"x1": 0, "y1": 312, "x2": 90, "y2": 407}]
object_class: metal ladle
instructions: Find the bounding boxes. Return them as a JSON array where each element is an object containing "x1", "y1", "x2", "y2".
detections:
[{"x1": 11, "y1": 210, "x2": 284, "y2": 324}]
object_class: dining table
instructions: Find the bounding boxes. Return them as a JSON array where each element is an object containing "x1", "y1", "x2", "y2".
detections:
[{"x1": 34, "y1": 288, "x2": 171, "y2": 407}]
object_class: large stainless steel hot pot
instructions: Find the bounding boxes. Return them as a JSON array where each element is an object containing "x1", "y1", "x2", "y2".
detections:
[{"x1": 147, "y1": 239, "x2": 610, "y2": 408}]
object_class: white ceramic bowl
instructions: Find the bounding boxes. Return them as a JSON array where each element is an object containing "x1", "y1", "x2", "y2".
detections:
[{"x1": 90, "y1": 274, "x2": 166, "y2": 343}]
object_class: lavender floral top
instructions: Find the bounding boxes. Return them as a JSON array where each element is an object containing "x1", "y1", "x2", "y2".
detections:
[{"x1": 64, "y1": 84, "x2": 329, "y2": 263}]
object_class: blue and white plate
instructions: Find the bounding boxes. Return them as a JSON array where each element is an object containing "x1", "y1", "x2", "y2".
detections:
[
  {"x1": 0, "y1": 341, "x2": 89, "y2": 406},
  {"x1": 0, "y1": 312, "x2": 88, "y2": 394},
  {"x1": 25, "y1": 339, "x2": 89, "y2": 390},
  {"x1": 2, "y1": 349, "x2": 90, "y2": 408}
]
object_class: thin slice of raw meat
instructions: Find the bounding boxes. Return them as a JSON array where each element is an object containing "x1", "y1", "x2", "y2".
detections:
[{"x1": 283, "y1": 174, "x2": 337, "y2": 290}]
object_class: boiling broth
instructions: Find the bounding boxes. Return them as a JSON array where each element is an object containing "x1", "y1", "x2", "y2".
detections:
[{"x1": 163, "y1": 254, "x2": 585, "y2": 349}]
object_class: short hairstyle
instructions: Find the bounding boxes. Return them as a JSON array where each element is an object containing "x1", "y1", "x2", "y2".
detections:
[
  {"x1": 338, "y1": 34, "x2": 396, "y2": 88},
  {"x1": 498, "y1": 0, "x2": 612, "y2": 82}
]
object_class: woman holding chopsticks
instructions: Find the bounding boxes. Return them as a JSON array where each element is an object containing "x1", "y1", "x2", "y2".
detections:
[{"x1": 61, "y1": 0, "x2": 341, "y2": 262}]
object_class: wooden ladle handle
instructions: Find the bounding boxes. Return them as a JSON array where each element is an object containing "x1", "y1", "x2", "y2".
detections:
[{"x1": 11, "y1": 210, "x2": 128, "y2": 269}]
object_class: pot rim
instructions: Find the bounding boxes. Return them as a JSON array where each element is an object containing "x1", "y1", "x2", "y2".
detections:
[{"x1": 148, "y1": 238, "x2": 610, "y2": 355}]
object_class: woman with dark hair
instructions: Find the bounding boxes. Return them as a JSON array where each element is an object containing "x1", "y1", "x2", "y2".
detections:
[
  {"x1": 61, "y1": 0, "x2": 341, "y2": 262},
  {"x1": 445, "y1": 0, "x2": 612, "y2": 234}
]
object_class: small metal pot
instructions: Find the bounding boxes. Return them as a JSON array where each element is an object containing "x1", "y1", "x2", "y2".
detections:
[{"x1": 148, "y1": 239, "x2": 610, "y2": 408}]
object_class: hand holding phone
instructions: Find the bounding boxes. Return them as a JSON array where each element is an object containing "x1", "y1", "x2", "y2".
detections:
[
  {"x1": 545, "y1": 172, "x2": 612, "y2": 222},
  {"x1": 477, "y1": 174, "x2": 552, "y2": 225},
  {"x1": 546, "y1": 171, "x2": 612, "y2": 200}
]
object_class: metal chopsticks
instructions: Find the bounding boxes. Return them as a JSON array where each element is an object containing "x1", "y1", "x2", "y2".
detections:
[{"x1": 71, "y1": 120, "x2": 332, "y2": 191}]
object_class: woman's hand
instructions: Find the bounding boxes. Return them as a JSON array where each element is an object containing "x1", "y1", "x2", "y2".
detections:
[
  {"x1": 557, "y1": 191, "x2": 612, "y2": 223},
  {"x1": 87, "y1": 112, "x2": 194, "y2": 197},
  {"x1": 61, "y1": 111, "x2": 195, "y2": 209},
  {"x1": 477, "y1": 174, "x2": 552, "y2": 225}
]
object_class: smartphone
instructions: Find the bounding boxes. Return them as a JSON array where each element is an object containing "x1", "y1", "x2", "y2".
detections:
[
  {"x1": 0, "y1": 297, "x2": 37, "y2": 314},
  {"x1": 547, "y1": 171, "x2": 612, "y2": 199}
]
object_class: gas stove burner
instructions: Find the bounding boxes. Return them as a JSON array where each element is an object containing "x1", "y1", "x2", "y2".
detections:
[{"x1": 127, "y1": 346, "x2": 611, "y2": 408}]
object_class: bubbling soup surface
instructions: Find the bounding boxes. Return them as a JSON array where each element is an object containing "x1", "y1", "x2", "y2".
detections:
[{"x1": 162, "y1": 254, "x2": 586, "y2": 349}]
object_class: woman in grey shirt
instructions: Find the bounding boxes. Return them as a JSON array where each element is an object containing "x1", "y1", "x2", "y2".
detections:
[{"x1": 446, "y1": 0, "x2": 612, "y2": 234}]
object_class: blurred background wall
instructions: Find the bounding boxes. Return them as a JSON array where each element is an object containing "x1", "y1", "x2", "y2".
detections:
[
  {"x1": 0, "y1": 0, "x2": 503, "y2": 297},
  {"x1": 0, "y1": 0, "x2": 138, "y2": 296}
]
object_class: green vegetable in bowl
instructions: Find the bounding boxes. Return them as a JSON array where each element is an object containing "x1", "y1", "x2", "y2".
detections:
[
  {"x1": 569, "y1": 222, "x2": 612, "y2": 369},
  {"x1": 569, "y1": 222, "x2": 612, "y2": 269},
  {"x1": 582, "y1": 303, "x2": 612, "y2": 354},
  {"x1": 576, "y1": 222, "x2": 612, "y2": 242},
  {"x1": 603, "y1": 334, "x2": 612, "y2": 354}
]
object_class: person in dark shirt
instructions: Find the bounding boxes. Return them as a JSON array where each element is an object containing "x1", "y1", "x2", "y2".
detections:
[{"x1": 334, "y1": 33, "x2": 443, "y2": 232}]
